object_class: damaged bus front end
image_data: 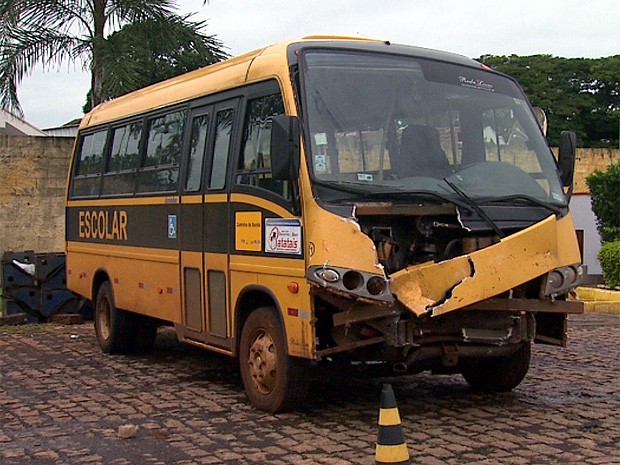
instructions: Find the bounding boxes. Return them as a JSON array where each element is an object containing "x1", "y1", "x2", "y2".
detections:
[{"x1": 292, "y1": 41, "x2": 584, "y2": 390}]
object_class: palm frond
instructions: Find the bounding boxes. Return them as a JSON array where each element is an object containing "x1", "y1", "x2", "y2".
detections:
[
  {"x1": 0, "y1": 27, "x2": 83, "y2": 114},
  {"x1": 0, "y1": 0, "x2": 229, "y2": 114}
]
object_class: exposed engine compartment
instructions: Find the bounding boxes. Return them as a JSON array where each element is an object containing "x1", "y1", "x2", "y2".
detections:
[{"x1": 357, "y1": 210, "x2": 501, "y2": 274}]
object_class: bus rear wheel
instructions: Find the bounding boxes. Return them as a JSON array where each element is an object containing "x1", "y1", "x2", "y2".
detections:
[
  {"x1": 95, "y1": 281, "x2": 136, "y2": 354},
  {"x1": 239, "y1": 307, "x2": 310, "y2": 413},
  {"x1": 460, "y1": 341, "x2": 531, "y2": 392}
]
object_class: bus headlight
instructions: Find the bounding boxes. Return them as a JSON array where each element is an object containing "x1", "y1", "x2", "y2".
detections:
[
  {"x1": 315, "y1": 268, "x2": 340, "y2": 283},
  {"x1": 543, "y1": 264, "x2": 583, "y2": 297},
  {"x1": 367, "y1": 276, "x2": 388, "y2": 296},
  {"x1": 307, "y1": 265, "x2": 393, "y2": 304}
]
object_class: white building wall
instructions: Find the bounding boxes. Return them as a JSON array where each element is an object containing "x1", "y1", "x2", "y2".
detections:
[
  {"x1": 569, "y1": 193, "x2": 602, "y2": 276},
  {"x1": 0, "y1": 109, "x2": 47, "y2": 136}
]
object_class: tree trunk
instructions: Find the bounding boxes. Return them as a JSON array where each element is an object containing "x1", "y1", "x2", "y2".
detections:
[{"x1": 91, "y1": 0, "x2": 107, "y2": 107}]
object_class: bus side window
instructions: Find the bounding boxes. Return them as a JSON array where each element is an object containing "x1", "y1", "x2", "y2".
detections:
[
  {"x1": 137, "y1": 110, "x2": 186, "y2": 193},
  {"x1": 236, "y1": 93, "x2": 287, "y2": 199},
  {"x1": 185, "y1": 114, "x2": 210, "y2": 192},
  {"x1": 72, "y1": 130, "x2": 108, "y2": 198},
  {"x1": 102, "y1": 121, "x2": 142, "y2": 195},
  {"x1": 208, "y1": 108, "x2": 234, "y2": 190}
]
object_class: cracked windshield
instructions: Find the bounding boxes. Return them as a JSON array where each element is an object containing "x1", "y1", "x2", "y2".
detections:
[{"x1": 301, "y1": 51, "x2": 566, "y2": 208}]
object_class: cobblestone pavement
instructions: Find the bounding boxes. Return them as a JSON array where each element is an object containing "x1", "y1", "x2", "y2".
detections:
[{"x1": 1, "y1": 313, "x2": 619, "y2": 465}]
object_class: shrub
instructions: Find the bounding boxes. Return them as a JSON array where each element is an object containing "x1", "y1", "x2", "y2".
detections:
[
  {"x1": 598, "y1": 241, "x2": 620, "y2": 287},
  {"x1": 587, "y1": 162, "x2": 620, "y2": 243}
]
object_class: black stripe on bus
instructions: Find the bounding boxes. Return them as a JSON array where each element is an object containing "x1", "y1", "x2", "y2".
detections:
[
  {"x1": 66, "y1": 204, "x2": 180, "y2": 250},
  {"x1": 66, "y1": 201, "x2": 303, "y2": 259}
]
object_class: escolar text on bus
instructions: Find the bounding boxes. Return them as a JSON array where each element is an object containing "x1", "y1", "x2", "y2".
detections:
[{"x1": 78, "y1": 210, "x2": 128, "y2": 241}]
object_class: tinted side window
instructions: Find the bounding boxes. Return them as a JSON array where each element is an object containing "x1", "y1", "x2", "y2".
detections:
[
  {"x1": 102, "y1": 122, "x2": 142, "y2": 195},
  {"x1": 72, "y1": 130, "x2": 107, "y2": 197},
  {"x1": 138, "y1": 110, "x2": 186, "y2": 193},
  {"x1": 185, "y1": 114, "x2": 209, "y2": 192},
  {"x1": 208, "y1": 108, "x2": 234, "y2": 190},
  {"x1": 109, "y1": 122, "x2": 142, "y2": 172},
  {"x1": 236, "y1": 94, "x2": 287, "y2": 198}
]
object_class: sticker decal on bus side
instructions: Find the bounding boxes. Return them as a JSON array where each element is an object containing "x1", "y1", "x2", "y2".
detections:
[
  {"x1": 168, "y1": 215, "x2": 177, "y2": 239},
  {"x1": 265, "y1": 218, "x2": 301, "y2": 255},
  {"x1": 235, "y1": 211, "x2": 262, "y2": 251}
]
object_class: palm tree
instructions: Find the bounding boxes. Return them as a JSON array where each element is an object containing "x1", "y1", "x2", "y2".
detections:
[
  {"x1": 84, "y1": 14, "x2": 228, "y2": 112},
  {"x1": 0, "y1": 0, "x2": 224, "y2": 116}
]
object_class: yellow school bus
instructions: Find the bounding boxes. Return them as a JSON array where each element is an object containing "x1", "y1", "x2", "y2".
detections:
[{"x1": 66, "y1": 36, "x2": 584, "y2": 412}]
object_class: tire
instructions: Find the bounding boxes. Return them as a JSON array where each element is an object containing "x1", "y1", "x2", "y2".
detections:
[
  {"x1": 461, "y1": 342, "x2": 531, "y2": 392},
  {"x1": 239, "y1": 307, "x2": 310, "y2": 413},
  {"x1": 94, "y1": 281, "x2": 136, "y2": 354}
]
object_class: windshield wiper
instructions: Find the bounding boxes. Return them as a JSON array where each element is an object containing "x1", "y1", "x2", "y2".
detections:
[
  {"x1": 443, "y1": 178, "x2": 506, "y2": 238},
  {"x1": 481, "y1": 195, "x2": 564, "y2": 215},
  {"x1": 359, "y1": 189, "x2": 474, "y2": 211},
  {"x1": 313, "y1": 179, "x2": 474, "y2": 211},
  {"x1": 312, "y1": 179, "x2": 398, "y2": 194}
]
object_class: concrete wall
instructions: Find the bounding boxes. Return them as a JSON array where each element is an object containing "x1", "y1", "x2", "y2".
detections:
[
  {"x1": 572, "y1": 147, "x2": 620, "y2": 195},
  {"x1": 0, "y1": 136, "x2": 74, "y2": 255}
]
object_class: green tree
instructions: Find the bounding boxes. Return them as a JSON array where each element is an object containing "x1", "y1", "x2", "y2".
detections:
[
  {"x1": 83, "y1": 15, "x2": 228, "y2": 112},
  {"x1": 478, "y1": 54, "x2": 619, "y2": 148},
  {"x1": 0, "y1": 0, "x2": 222, "y2": 116},
  {"x1": 588, "y1": 56, "x2": 620, "y2": 146},
  {"x1": 586, "y1": 161, "x2": 620, "y2": 243}
]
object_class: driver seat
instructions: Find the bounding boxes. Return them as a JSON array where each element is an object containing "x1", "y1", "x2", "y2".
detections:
[{"x1": 398, "y1": 125, "x2": 452, "y2": 177}]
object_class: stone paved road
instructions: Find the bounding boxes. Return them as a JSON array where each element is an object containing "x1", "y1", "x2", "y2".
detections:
[{"x1": 1, "y1": 313, "x2": 619, "y2": 465}]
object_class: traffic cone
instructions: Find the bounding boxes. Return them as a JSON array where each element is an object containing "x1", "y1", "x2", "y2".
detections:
[{"x1": 375, "y1": 384, "x2": 411, "y2": 465}]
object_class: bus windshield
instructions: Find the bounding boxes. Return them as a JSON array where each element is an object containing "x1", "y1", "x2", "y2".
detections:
[{"x1": 300, "y1": 50, "x2": 566, "y2": 208}]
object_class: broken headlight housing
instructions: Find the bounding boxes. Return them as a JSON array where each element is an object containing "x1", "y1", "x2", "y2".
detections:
[{"x1": 307, "y1": 265, "x2": 394, "y2": 304}]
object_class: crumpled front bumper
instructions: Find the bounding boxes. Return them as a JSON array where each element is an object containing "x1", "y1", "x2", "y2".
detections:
[{"x1": 390, "y1": 213, "x2": 584, "y2": 317}]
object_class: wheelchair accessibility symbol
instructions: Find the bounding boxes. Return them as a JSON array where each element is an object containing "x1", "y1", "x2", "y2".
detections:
[{"x1": 168, "y1": 215, "x2": 177, "y2": 239}]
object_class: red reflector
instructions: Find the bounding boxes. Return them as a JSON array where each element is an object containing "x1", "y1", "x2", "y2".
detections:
[{"x1": 287, "y1": 308, "x2": 299, "y2": 317}]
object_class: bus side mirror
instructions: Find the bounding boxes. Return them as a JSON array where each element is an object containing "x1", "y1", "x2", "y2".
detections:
[
  {"x1": 558, "y1": 131, "x2": 576, "y2": 188},
  {"x1": 271, "y1": 115, "x2": 300, "y2": 181}
]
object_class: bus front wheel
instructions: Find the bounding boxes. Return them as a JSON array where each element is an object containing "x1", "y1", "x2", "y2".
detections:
[
  {"x1": 95, "y1": 281, "x2": 136, "y2": 354},
  {"x1": 460, "y1": 341, "x2": 531, "y2": 392},
  {"x1": 239, "y1": 307, "x2": 310, "y2": 413}
]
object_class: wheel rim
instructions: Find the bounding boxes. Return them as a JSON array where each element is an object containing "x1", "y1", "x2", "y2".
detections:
[
  {"x1": 98, "y1": 296, "x2": 111, "y2": 341},
  {"x1": 247, "y1": 329, "x2": 277, "y2": 395}
]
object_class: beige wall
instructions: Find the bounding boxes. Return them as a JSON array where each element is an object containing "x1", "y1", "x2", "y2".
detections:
[
  {"x1": 0, "y1": 135, "x2": 618, "y2": 257},
  {"x1": 572, "y1": 148, "x2": 620, "y2": 194},
  {"x1": 0, "y1": 136, "x2": 74, "y2": 255}
]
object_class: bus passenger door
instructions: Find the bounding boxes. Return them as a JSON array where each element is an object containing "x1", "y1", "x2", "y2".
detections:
[
  {"x1": 203, "y1": 99, "x2": 239, "y2": 350},
  {"x1": 179, "y1": 106, "x2": 212, "y2": 344},
  {"x1": 179, "y1": 99, "x2": 239, "y2": 352}
]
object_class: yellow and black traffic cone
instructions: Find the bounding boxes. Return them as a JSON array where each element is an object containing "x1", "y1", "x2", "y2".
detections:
[{"x1": 375, "y1": 384, "x2": 411, "y2": 465}]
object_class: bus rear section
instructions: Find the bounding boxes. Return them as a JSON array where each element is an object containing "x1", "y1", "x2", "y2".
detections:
[{"x1": 66, "y1": 37, "x2": 584, "y2": 413}]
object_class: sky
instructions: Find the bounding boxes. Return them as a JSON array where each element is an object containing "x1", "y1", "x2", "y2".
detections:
[{"x1": 16, "y1": 0, "x2": 620, "y2": 129}]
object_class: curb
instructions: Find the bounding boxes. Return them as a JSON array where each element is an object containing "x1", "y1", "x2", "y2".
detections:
[{"x1": 573, "y1": 287, "x2": 620, "y2": 313}]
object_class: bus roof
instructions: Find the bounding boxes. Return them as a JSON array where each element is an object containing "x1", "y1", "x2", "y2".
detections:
[{"x1": 80, "y1": 36, "x2": 482, "y2": 129}]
